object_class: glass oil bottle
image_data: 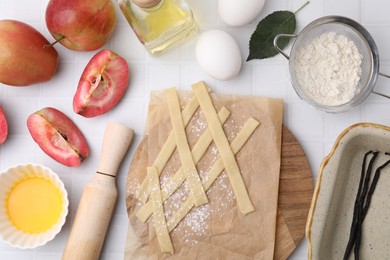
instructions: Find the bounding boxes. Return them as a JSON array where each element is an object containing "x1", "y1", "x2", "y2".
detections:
[{"x1": 117, "y1": 0, "x2": 198, "y2": 55}]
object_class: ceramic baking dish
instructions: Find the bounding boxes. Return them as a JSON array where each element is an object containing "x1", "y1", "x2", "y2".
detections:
[{"x1": 306, "y1": 123, "x2": 390, "y2": 259}]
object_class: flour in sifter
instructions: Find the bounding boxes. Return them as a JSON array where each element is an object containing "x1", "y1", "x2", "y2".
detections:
[{"x1": 294, "y1": 31, "x2": 363, "y2": 106}]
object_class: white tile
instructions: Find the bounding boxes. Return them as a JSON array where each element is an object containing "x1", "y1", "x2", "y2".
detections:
[
  {"x1": 115, "y1": 175, "x2": 129, "y2": 209},
  {"x1": 190, "y1": 0, "x2": 218, "y2": 28},
  {"x1": 41, "y1": 61, "x2": 78, "y2": 98},
  {"x1": 101, "y1": 34, "x2": 115, "y2": 51},
  {"x1": 125, "y1": 63, "x2": 148, "y2": 99},
  {"x1": 325, "y1": 108, "x2": 363, "y2": 140},
  {"x1": 38, "y1": 99, "x2": 73, "y2": 115},
  {"x1": 0, "y1": 86, "x2": 5, "y2": 99},
  {"x1": 147, "y1": 46, "x2": 181, "y2": 62},
  {"x1": 100, "y1": 252, "x2": 124, "y2": 260},
  {"x1": 327, "y1": 0, "x2": 361, "y2": 21},
  {"x1": 216, "y1": 65, "x2": 253, "y2": 96},
  {"x1": 0, "y1": 2, "x2": 8, "y2": 18},
  {"x1": 298, "y1": 140, "x2": 325, "y2": 181},
  {"x1": 108, "y1": 100, "x2": 146, "y2": 135},
  {"x1": 325, "y1": 139, "x2": 338, "y2": 156},
  {"x1": 72, "y1": 114, "x2": 110, "y2": 139},
  {"x1": 33, "y1": 253, "x2": 62, "y2": 260},
  {"x1": 5, "y1": 84, "x2": 41, "y2": 98},
  {"x1": 37, "y1": 156, "x2": 74, "y2": 176},
  {"x1": 289, "y1": 103, "x2": 325, "y2": 140},
  {"x1": 101, "y1": 223, "x2": 128, "y2": 253},
  {"x1": 287, "y1": 81, "x2": 303, "y2": 104},
  {"x1": 291, "y1": 0, "x2": 326, "y2": 26},
  {"x1": 112, "y1": 196, "x2": 129, "y2": 225},
  {"x1": 365, "y1": 26, "x2": 390, "y2": 62},
  {"x1": 34, "y1": 225, "x2": 68, "y2": 253},
  {"x1": 122, "y1": 136, "x2": 143, "y2": 173},
  {"x1": 75, "y1": 136, "x2": 103, "y2": 172},
  {"x1": 369, "y1": 63, "x2": 390, "y2": 102},
  {"x1": 76, "y1": 52, "x2": 99, "y2": 67},
  {"x1": 181, "y1": 34, "x2": 198, "y2": 62},
  {"x1": 253, "y1": 64, "x2": 290, "y2": 100},
  {"x1": 254, "y1": 0, "x2": 289, "y2": 24},
  {"x1": 0, "y1": 252, "x2": 34, "y2": 260},
  {"x1": 0, "y1": 240, "x2": 19, "y2": 251},
  {"x1": 2, "y1": 137, "x2": 38, "y2": 166},
  {"x1": 221, "y1": 27, "x2": 252, "y2": 63},
  {"x1": 69, "y1": 173, "x2": 94, "y2": 216},
  {"x1": 363, "y1": 103, "x2": 390, "y2": 125},
  {"x1": 112, "y1": 24, "x2": 147, "y2": 61},
  {"x1": 1, "y1": 98, "x2": 38, "y2": 136},
  {"x1": 115, "y1": 2, "x2": 129, "y2": 25},
  {"x1": 52, "y1": 44, "x2": 78, "y2": 63},
  {"x1": 147, "y1": 64, "x2": 182, "y2": 90},
  {"x1": 289, "y1": 238, "x2": 309, "y2": 259},
  {"x1": 363, "y1": 0, "x2": 390, "y2": 24},
  {"x1": 8, "y1": 1, "x2": 43, "y2": 23},
  {"x1": 182, "y1": 64, "x2": 218, "y2": 89}
]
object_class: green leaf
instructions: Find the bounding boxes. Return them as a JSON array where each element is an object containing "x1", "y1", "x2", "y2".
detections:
[{"x1": 247, "y1": 10, "x2": 296, "y2": 61}]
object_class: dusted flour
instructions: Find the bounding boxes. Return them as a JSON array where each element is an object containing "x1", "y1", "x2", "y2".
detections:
[{"x1": 294, "y1": 31, "x2": 363, "y2": 106}]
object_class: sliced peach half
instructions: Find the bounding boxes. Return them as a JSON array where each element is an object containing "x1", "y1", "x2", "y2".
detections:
[
  {"x1": 73, "y1": 49, "x2": 129, "y2": 118},
  {"x1": 0, "y1": 106, "x2": 8, "y2": 144},
  {"x1": 27, "y1": 107, "x2": 89, "y2": 167}
]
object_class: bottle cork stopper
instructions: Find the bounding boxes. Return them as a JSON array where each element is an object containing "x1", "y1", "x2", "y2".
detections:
[{"x1": 133, "y1": 0, "x2": 161, "y2": 8}]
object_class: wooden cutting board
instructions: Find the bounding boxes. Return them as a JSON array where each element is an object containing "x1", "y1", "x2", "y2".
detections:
[
  {"x1": 126, "y1": 125, "x2": 314, "y2": 259},
  {"x1": 274, "y1": 126, "x2": 314, "y2": 259}
]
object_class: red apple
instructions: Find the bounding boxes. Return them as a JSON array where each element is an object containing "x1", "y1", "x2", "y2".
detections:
[
  {"x1": 27, "y1": 107, "x2": 89, "y2": 167},
  {"x1": 73, "y1": 49, "x2": 129, "y2": 117},
  {"x1": 45, "y1": 0, "x2": 116, "y2": 51},
  {"x1": 0, "y1": 106, "x2": 8, "y2": 144},
  {"x1": 0, "y1": 20, "x2": 58, "y2": 86}
]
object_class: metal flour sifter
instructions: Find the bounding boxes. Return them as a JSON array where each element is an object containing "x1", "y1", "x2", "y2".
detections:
[{"x1": 274, "y1": 16, "x2": 390, "y2": 113}]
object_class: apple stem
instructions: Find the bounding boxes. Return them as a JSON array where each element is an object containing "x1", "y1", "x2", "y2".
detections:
[{"x1": 44, "y1": 36, "x2": 66, "y2": 49}]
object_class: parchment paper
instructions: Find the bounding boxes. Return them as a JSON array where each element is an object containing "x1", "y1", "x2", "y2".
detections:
[{"x1": 125, "y1": 89, "x2": 283, "y2": 259}]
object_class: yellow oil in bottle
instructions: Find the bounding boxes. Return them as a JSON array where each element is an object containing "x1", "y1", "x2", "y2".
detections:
[
  {"x1": 6, "y1": 177, "x2": 63, "y2": 233},
  {"x1": 118, "y1": 0, "x2": 197, "y2": 55}
]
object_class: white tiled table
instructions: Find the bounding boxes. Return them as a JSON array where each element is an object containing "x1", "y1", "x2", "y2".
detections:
[{"x1": 1, "y1": 0, "x2": 390, "y2": 259}]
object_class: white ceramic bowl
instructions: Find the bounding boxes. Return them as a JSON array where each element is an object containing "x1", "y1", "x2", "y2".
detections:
[
  {"x1": 0, "y1": 163, "x2": 69, "y2": 249},
  {"x1": 306, "y1": 123, "x2": 390, "y2": 259}
]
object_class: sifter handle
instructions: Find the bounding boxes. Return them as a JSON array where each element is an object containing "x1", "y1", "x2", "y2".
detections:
[
  {"x1": 97, "y1": 122, "x2": 134, "y2": 177},
  {"x1": 273, "y1": 34, "x2": 297, "y2": 60},
  {"x1": 372, "y1": 72, "x2": 390, "y2": 100}
]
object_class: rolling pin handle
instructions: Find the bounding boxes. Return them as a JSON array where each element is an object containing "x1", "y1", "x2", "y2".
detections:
[
  {"x1": 97, "y1": 122, "x2": 134, "y2": 177},
  {"x1": 62, "y1": 122, "x2": 134, "y2": 260}
]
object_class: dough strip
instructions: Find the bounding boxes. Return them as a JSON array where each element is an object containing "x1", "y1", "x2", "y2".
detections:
[
  {"x1": 136, "y1": 106, "x2": 231, "y2": 222},
  {"x1": 167, "y1": 117, "x2": 260, "y2": 231},
  {"x1": 135, "y1": 94, "x2": 201, "y2": 203},
  {"x1": 165, "y1": 88, "x2": 208, "y2": 206},
  {"x1": 148, "y1": 167, "x2": 174, "y2": 253},
  {"x1": 192, "y1": 81, "x2": 255, "y2": 215}
]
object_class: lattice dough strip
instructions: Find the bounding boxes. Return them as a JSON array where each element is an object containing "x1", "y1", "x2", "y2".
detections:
[
  {"x1": 136, "y1": 106, "x2": 231, "y2": 222},
  {"x1": 148, "y1": 167, "x2": 174, "y2": 253},
  {"x1": 167, "y1": 117, "x2": 260, "y2": 231},
  {"x1": 192, "y1": 81, "x2": 255, "y2": 215},
  {"x1": 136, "y1": 94, "x2": 201, "y2": 203},
  {"x1": 165, "y1": 88, "x2": 208, "y2": 206}
]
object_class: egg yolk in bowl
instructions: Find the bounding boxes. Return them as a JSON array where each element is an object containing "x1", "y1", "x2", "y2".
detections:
[{"x1": 6, "y1": 177, "x2": 63, "y2": 233}]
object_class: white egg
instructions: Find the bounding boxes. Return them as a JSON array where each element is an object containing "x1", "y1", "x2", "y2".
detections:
[
  {"x1": 218, "y1": 0, "x2": 266, "y2": 26},
  {"x1": 195, "y1": 30, "x2": 242, "y2": 81}
]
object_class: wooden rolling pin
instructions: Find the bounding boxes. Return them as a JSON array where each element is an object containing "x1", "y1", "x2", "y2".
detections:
[{"x1": 63, "y1": 122, "x2": 134, "y2": 260}]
